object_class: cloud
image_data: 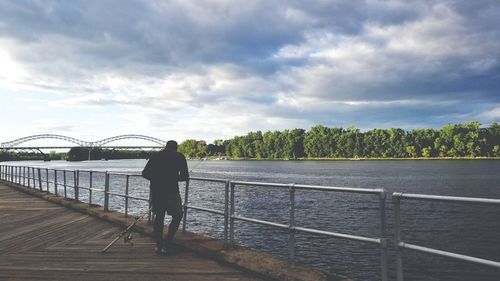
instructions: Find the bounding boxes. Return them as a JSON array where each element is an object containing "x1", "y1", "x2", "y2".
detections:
[{"x1": 0, "y1": 0, "x2": 499, "y2": 141}]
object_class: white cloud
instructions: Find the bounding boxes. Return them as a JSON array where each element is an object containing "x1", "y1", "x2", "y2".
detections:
[{"x1": 0, "y1": 0, "x2": 499, "y2": 142}]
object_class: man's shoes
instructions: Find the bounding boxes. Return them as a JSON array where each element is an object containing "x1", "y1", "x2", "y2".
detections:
[
  {"x1": 155, "y1": 247, "x2": 165, "y2": 255},
  {"x1": 155, "y1": 247, "x2": 171, "y2": 256}
]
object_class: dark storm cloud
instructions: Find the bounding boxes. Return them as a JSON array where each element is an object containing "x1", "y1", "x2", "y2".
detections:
[{"x1": 0, "y1": 0, "x2": 498, "y2": 137}]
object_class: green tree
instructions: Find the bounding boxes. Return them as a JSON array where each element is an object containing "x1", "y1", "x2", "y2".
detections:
[
  {"x1": 337, "y1": 127, "x2": 364, "y2": 158},
  {"x1": 179, "y1": 139, "x2": 206, "y2": 158},
  {"x1": 283, "y1": 129, "x2": 305, "y2": 159},
  {"x1": 304, "y1": 125, "x2": 332, "y2": 157}
]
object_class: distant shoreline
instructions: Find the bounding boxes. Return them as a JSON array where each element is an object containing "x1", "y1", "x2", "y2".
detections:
[{"x1": 197, "y1": 156, "x2": 500, "y2": 161}]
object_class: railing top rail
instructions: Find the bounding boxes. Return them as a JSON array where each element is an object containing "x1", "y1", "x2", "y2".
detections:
[
  {"x1": 189, "y1": 176, "x2": 228, "y2": 183},
  {"x1": 232, "y1": 180, "x2": 384, "y2": 195},
  {"x1": 393, "y1": 192, "x2": 500, "y2": 205},
  {"x1": 108, "y1": 172, "x2": 142, "y2": 176}
]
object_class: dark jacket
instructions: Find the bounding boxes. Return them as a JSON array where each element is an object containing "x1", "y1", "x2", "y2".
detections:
[{"x1": 142, "y1": 149, "x2": 189, "y2": 205}]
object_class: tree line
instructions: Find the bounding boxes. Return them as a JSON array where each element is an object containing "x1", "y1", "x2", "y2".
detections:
[
  {"x1": 1, "y1": 121, "x2": 498, "y2": 161},
  {"x1": 178, "y1": 122, "x2": 500, "y2": 159}
]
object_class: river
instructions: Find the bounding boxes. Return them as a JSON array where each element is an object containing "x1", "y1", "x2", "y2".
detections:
[{"x1": 2, "y1": 159, "x2": 499, "y2": 281}]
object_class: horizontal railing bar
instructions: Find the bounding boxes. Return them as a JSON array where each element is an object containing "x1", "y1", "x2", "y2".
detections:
[
  {"x1": 231, "y1": 180, "x2": 383, "y2": 195},
  {"x1": 398, "y1": 242, "x2": 500, "y2": 268},
  {"x1": 231, "y1": 181, "x2": 290, "y2": 188},
  {"x1": 294, "y1": 184, "x2": 384, "y2": 194},
  {"x1": 230, "y1": 214, "x2": 382, "y2": 245},
  {"x1": 106, "y1": 191, "x2": 148, "y2": 201},
  {"x1": 232, "y1": 215, "x2": 289, "y2": 229},
  {"x1": 185, "y1": 204, "x2": 225, "y2": 215},
  {"x1": 108, "y1": 172, "x2": 142, "y2": 176},
  {"x1": 294, "y1": 226, "x2": 381, "y2": 245},
  {"x1": 189, "y1": 177, "x2": 228, "y2": 183},
  {"x1": 393, "y1": 192, "x2": 500, "y2": 205}
]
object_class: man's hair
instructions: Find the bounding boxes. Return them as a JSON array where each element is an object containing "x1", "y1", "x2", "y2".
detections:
[{"x1": 166, "y1": 140, "x2": 178, "y2": 151}]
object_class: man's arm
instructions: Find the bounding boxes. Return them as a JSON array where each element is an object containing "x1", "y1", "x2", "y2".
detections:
[
  {"x1": 178, "y1": 154, "x2": 189, "y2": 181},
  {"x1": 142, "y1": 157, "x2": 155, "y2": 180}
]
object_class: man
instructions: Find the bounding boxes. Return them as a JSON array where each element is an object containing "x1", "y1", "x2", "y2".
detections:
[{"x1": 142, "y1": 140, "x2": 189, "y2": 255}]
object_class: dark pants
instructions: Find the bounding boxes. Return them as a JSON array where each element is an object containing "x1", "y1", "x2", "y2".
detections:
[{"x1": 153, "y1": 195, "x2": 183, "y2": 249}]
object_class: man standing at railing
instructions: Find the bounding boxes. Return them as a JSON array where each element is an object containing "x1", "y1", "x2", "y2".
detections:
[{"x1": 142, "y1": 140, "x2": 189, "y2": 255}]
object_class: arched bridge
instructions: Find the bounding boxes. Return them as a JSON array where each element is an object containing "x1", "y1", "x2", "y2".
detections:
[{"x1": 1, "y1": 134, "x2": 167, "y2": 149}]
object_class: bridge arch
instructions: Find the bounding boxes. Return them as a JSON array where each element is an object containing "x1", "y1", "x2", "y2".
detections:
[
  {"x1": 92, "y1": 135, "x2": 166, "y2": 147},
  {"x1": 1, "y1": 134, "x2": 91, "y2": 148},
  {"x1": 1, "y1": 134, "x2": 167, "y2": 148}
]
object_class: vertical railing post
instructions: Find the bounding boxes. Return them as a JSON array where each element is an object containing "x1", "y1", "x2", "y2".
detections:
[
  {"x1": 23, "y1": 167, "x2": 26, "y2": 186},
  {"x1": 288, "y1": 183, "x2": 296, "y2": 265},
  {"x1": 75, "y1": 170, "x2": 80, "y2": 201},
  {"x1": 27, "y1": 167, "x2": 31, "y2": 188},
  {"x1": 148, "y1": 189, "x2": 152, "y2": 223},
  {"x1": 89, "y1": 171, "x2": 93, "y2": 205},
  {"x1": 125, "y1": 175, "x2": 130, "y2": 217},
  {"x1": 379, "y1": 190, "x2": 389, "y2": 281},
  {"x1": 223, "y1": 180, "x2": 230, "y2": 248},
  {"x1": 45, "y1": 168, "x2": 49, "y2": 192},
  {"x1": 229, "y1": 182, "x2": 235, "y2": 246},
  {"x1": 182, "y1": 179, "x2": 189, "y2": 233},
  {"x1": 393, "y1": 193, "x2": 404, "y2": 281},
  {"x1": 104, "y1": 172, "x2": 109, "y2": 211},
  {"x1": 31, "y1": 167, "x2": 35, "y2": 188},
  {"x1": 11, "y1": 166, "x2": 14, "y2": 182},
  {"x1": 37, "y1": 168, "x2": 42, "y2": 191},
  {"x1": 54, "y1": 170, "x2": 58, "y2": 196},
  {"x1": 72, "y1": 170, "x2": 77, "y2": 200},
  {"x1": 63, "y1": 170, "x2": 67, "y2": 198}
]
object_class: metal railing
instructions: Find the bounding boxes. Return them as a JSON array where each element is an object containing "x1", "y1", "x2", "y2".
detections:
[
  {"x1": 0, "y1": 165, "x2": 151, "y2": 221},
  {"x1": 393, "y1": 192, "x2": 500, "y2": 281},
  {"x1": 3, "y1": 164, "x2": 500, "y2": 280},
  {"x1": 185, "y1": 177, "x2": 389, "y2": 281},
  {"x1": 1, "y1": 164, "x2": 389, "y2": 280}
]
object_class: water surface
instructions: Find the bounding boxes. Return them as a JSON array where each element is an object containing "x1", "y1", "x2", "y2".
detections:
[{"x1": 2, "y1": 159, "x2": 499, "y2": 281}]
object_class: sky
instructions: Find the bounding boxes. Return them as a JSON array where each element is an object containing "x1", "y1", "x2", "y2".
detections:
[{"x1": 0, "y1": 0, "x2": 499, "y2": 145}]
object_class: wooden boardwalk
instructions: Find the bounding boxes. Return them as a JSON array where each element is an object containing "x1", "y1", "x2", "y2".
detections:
[{"x1": 0, "y1": 183, "x2": 264, "y2": 281}]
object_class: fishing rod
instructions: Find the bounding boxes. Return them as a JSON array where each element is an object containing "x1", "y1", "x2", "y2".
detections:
[
  {"x1": 188, "y1": 158, "x2": 205, "y2": 173},
  {"x1": 101, "y1": 207, "x2": 152, "y2": 253}
]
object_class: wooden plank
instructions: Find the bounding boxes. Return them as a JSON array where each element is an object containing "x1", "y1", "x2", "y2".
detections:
[{"x1": 0, "y1": 183, "x2": 264, "y2": 281}]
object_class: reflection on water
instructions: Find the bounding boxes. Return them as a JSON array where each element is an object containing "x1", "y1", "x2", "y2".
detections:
[{"x1": 2, "y1": 159, "x2": 500, "y2": 281}]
